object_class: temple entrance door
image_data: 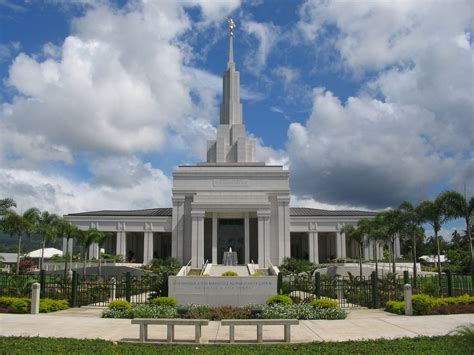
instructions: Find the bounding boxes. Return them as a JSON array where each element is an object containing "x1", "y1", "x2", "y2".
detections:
[{"x1": 217, "y1": 219, "x2": 244, "y2": 264}]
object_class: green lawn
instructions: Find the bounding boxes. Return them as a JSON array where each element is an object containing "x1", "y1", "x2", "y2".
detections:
[{"x1": 0, "y1": 335, "x2": 473, "y2": 354}]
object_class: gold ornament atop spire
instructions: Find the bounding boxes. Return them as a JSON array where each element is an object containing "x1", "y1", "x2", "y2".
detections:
[{"x1": 227, "y1": 18, "x2": 236, "y2": 37}]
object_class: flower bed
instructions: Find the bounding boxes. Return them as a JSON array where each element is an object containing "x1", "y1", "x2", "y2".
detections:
[
  {"x1": 101, "y1": 299, "x2": 347, "y2": 320},
  {"x1": 0, "y1": 297, "x2": 69, "y2": 314},
  {"x1": 385, "y1": 294, "x2": 474, "y2": 315}
]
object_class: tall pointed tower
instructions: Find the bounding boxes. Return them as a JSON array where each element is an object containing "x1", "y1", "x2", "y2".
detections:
[
  {"x1": 172, "y1": 20, "x2": 290, "y2": 268},
  {"x1": 206, "y1": 20, "x2": 256, "y2": 163}
]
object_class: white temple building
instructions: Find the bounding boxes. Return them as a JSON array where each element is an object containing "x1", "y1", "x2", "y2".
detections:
[{"x1": 66, "y1": 25, "x2": 399, "y2": 268}]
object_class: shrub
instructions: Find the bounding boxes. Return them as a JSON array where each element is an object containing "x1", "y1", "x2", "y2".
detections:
[
  {"x1": 151, "y1": 297, "x2": 177, "y2": 308},
  {"x1": 39, "y1": 299, "x2": 69, "y2": 313},
  {"x1": 102, "y1": 308, "x2": 132, "y2": 319},
  {"x1": 259, "y1": 303, "x2": 347, "y2": 320},
  {"x1": 266, "y1": 295, "x2": 293, "y2": 305},
  {"x1": 221, "y1": 271, "x2": 238, "y2": 276},
  {"x1": 428, "y1": 304, "x2": 474, "y2": 315},
  {"x1": 109, "y1": 300, "x2": 131, "y2": 311},
  {"x1": 385, "y1": 300, "x2": 405, "y2": 315},
  {"x1": 412, "y1": 294, "x2": 435, "y2": 315},
  {"x1": 250, "y1": 273, "x2": 263, "y2": 276},
  {"x1": 312, "y1": 299, "x2": 339, "y2": 309},
  {"x1": 181, "y1": 305, "x2": 251, "y2": 320},
  {"x1": 131, "y1": 304, "x2": 177, "y2": 319},
  {"x1": 0, "y1": 297, "x2": 30, "y2": 313},
  {"x1": 279, "y1": 257, "x2": 315, "y2": 275},
  {"x1": 0, "y1": 297, "x2": 68, "y2": 314}
]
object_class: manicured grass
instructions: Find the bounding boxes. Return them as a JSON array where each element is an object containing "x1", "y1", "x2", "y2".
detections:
[{"x1": 0, "y1": 335, "x2": 472, "y2": 354}]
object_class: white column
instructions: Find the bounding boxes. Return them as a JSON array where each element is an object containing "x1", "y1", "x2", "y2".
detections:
[
  {"x1": 191, "y1": 210, "x2": 205, "y2": 267},
  {"x1": 379, "y1": 243, "x2": 384, "y2": 260},
  {"x1": 363, "y1": 236, "x2": 370, "y2": 260},
  {"x1": 309, "y1": 231, "x2": 319, "y2": 264},
  {"x1": 313, "y1": 231, "x2": 319, "y2": 264},
  {"x1": 62, "y1": 237, "x2": 73, "y2": 255},
  {"x1": 341, "y1": 231, "x2": 347, "y2": 259},
  {"x1": 143, "y1": 232, "x2": 153, "y2": 265},
  {"x1": 277, "y1": 196, "x2": 290, "y2": 263},
  {"x1": 171, "y1": 196, "x2": 185, "y2": 263},
  {"x1": 212, "y1": 213, "x2": 218, "y2": 264},
  {"x1": 88, "y1": 242, "x2": 99, "y2": 260},
  {"x1": 395, "y1": 234, "x2": 401, "y2": 258},
  {"x1": 257, "y1": 210, "x2": 271, "y2": 267},
  {"x1": 116, "y1": 231, "x2": 126, "y2": 258},
  {"x1": 336, "y1": 232, "x2": 342, "y2": 259},
  {"x1": 244, "y1": 212, "x2": 250, "y2": 264}
]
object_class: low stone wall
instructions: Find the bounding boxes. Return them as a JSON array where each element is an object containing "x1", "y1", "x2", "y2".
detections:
[{"x1": 168, "y1": 276, "x2": 277, "y2": 307}]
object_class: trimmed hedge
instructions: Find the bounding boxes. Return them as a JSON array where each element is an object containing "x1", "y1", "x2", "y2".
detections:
[
  {"x1": 221, "y1": 271, "x2": 238, "y2": 276},
  {"x1": 102, "y1": 304, "x2": 177, "y2": 319},
  {"x1": 312, "y1": 299, "x2": 339, "y2": 309},
  {"x1": 151, "y1": 297, "x2": 177, "y2": 308},
  {"x1": 108, "y1": 300, "x2": 131, "y2": 311},
  {"x1": 267, "y1": 295, "x2": 293, "y2": 305},
  {"x1": 0, "y1": 297, "x2": 68, "y2": 314},
  {"x1": 385, "y1": 294, "x2": 474, "y2": 315}
]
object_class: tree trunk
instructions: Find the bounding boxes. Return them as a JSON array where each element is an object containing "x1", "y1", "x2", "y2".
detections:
[
  {"x1": 98, "y1": 245, "x2": 102, "y2": 277},
  {"x1": 359, "y1": 244, "x2": 363, "y2": 278},
  {"x1": 16, "y1": 234, "x2": 22, "y2": 275},
  {"x1": 83, "y1": 247, "x2": 87, "y2": 278},
  {"x1": 392, "y1": 239, "x2": 396, "y2": 274},
  {"x1": 412, "y1": 230, "x2": 417, "y2": 284},
  {"x1": 40, "y1": 237, "x2": 46, "y2": 271},
  {"x1": 435, "y1": 230, "x2": 442, "y2": 289},
  {"x1": 64, "y1": 238, "x2": 69, "y2": 277},
  {"x1": 467, "y1": 216, "x2": 474, "y2": 289},
  {"x1": 375, "y1": 241, "x2": 379, "y2": 277}
]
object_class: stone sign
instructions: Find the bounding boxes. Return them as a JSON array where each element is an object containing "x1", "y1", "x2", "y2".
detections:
[{"x1": 168, "y1": 276, "x2": 277, "y2": 307}]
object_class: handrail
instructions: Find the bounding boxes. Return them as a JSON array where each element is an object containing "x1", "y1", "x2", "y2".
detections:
[
  {"x1": 184, "y1": 259, "x2": 192, "y2": 276},
  {"x1": 200, "y1": 259, "x2": 209, "y2": 276}
]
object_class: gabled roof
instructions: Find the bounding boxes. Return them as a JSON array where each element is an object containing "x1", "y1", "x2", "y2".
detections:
[
  {"x1": 67, "y1": 207, "x2": 375, "y2": 218},
  {"x1": 290, "y1": 207, "x2": 376, "y2": 217}
]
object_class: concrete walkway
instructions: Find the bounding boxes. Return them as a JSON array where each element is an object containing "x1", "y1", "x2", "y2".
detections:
[{"x1": 0, "y1": 309, "x2": 472, "y2": 344}]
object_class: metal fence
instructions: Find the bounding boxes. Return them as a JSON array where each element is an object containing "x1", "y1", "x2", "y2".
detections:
[
  {"x1": 0, "y1": 271, "x2": 168, "y2": 307},
  {"x1": 281, "y1": 271, "x2": 473, "y2": 309}
]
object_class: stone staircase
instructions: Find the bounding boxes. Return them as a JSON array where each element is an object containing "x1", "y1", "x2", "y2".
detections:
[{"x1": 207, "y1": 265, "x2": 250, "y2": 276}]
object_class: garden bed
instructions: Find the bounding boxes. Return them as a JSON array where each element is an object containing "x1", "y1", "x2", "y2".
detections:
[
  {"x1": 0, "y1": 297, "x2": 69, "y2": 314},
  {"x1": 385, "y1": 294, "x2": 474, "y2": 315},
  {"x1": 102, "y1": 297, "x2": 347, "y2": 320}
]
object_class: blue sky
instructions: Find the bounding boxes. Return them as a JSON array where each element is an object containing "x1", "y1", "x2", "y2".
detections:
[{"x1": 0, "y1": 0, "x2": 472, "y2": 239}]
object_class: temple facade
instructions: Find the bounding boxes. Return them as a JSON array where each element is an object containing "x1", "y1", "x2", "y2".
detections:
[{"x1": 66, "y1": 26, "x2": 399, "y2": 268}]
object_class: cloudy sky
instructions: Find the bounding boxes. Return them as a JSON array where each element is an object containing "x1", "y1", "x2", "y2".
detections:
[{"x1": 0, "y1": 0, "x2": 472, "y2": 237}]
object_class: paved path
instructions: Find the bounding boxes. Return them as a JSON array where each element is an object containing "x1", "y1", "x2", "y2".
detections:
[{"x1": 0, "y1": 309, "x2": 472, "y2": 343}]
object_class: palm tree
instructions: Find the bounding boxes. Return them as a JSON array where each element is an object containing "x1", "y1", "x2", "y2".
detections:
[
  {"x1": 342, "y1": 224, "x2": 365, "y2": 277},
  {"x1": 417, "y1": 191, "x2": 463, "y2": 283},
  {"x1": 75, "y1": 228, "x2": 98, "y2": 278},
  {"x1": 378, "y1": 209, "x2": 404, "y2": 274},
  {"x1": 92, "y1": 230, "x2": 113, "y2": 276},
  {"x1": 0, "y1": 207, "x2": 40, "y2": 274},
  {"x1": 399, "y1": 201, "x2": 424, "y2": 281},
  {"x1": 36, "y1": 211, "x2": 60, "y2": 271},
  {"x1": 436, "y1": 191, "x2": 474, "y2": 283},
  {"x1": 358, "y1": 217, "x2": 385, "y2": 276},
  {"x1": 54, "y1": 217, "x2": 79, "y2": 277},
  {"x1": 0, "y1": 198, "x2": 16, "y2": 214}
]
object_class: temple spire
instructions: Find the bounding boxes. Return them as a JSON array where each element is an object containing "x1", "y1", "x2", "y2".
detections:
[{"x1": 227, "y1": 18, "x2": 235, "y2": 69}]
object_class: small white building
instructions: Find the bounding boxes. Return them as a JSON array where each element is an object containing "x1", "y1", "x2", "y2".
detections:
[{"x1": 66, "y1": 29, "x2": 399, "y2": 268}]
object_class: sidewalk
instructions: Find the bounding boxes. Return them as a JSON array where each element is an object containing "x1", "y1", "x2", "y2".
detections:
[{"x1": 0, "y1": 309, "x2": 472, "y2": 343}]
